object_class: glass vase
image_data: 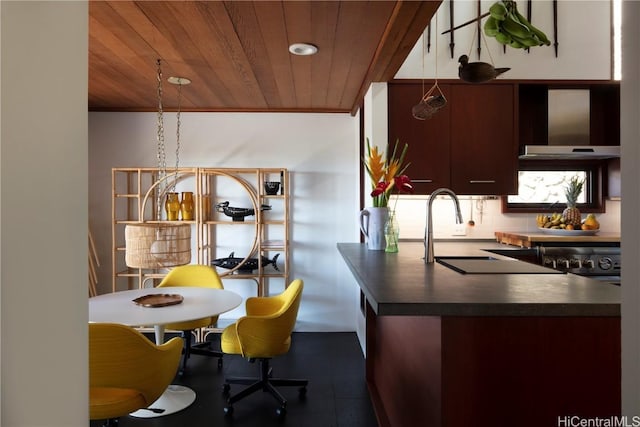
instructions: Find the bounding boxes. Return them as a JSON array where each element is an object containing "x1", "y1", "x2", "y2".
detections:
[
  {"x1": 180, "y1": 191, "x2": 194, "y2": 220},
  {"x1": 165, "y1": 192, "x2": 180, "y2": 221},
  {"x1": 384, "y1": 210, "x2": 400, "y2": 253}
]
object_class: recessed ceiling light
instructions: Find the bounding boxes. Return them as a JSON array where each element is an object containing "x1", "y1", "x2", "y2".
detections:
[
  {"x1": 288, "y1": 43, "x2": 318, "y2": 56},
  {"x1": 167, "y1": 76, "x2": 191, "y2": 85}
]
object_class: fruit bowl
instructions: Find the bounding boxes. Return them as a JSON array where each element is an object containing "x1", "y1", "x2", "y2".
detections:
[{"x1": 537, "y1": 227, "x2": 599, "y2": 236}]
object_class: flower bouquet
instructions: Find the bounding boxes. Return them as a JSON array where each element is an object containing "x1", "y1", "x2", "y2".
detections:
[
  {"x1": 361, "y1": 138, "x2": 413, "y2": 252},
  {"x1": 363, "y1": 138, "x2": 413, "y2": 207}
]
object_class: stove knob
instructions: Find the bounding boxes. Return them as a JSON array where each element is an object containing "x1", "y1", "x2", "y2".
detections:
[
  {"x1": 569, "y1": 258, "x2": 582, "y2": 268},
  {"x1": 598, "y1": 257, "x2": 613, "y2": 271},
  {"x1": 557, "y1": 258, "x2": 570, "y2": 269},
  {"x1": 583, "y1": 259, "x2": 595, "y2": 269},
  {"x1": 543, "y1": 257, "x2": 556, "y2": 269}
]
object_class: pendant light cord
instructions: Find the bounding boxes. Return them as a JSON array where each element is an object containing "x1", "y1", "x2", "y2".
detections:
[
  {"x1": 156, "y1": 59, "x2": 167, "y2": 221},
  {"x1": 155, "y1": 59, "x2": 187, "y2": 219},
  {"x1": 467, "y1": 19, "x2": 496, "y2": 66},
  {"x1": 173, "y1": 82, "x2": 182, "y2": 193},
  {"x1": 434, "y1": 11, "x2": 439, "y2": 85}
]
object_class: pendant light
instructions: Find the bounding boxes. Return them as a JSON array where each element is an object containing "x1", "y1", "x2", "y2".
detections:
[{"x1": 125, "y1": 60, "x2": 192, "y2": 270}]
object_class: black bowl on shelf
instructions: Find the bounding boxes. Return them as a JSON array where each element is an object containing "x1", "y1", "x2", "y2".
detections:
[{"x1": 264, "y1": 181, "x2": 280, "y2": 195}]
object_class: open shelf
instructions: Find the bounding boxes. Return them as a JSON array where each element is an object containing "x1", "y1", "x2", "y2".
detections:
[{"x1": 112, "y1": 167, "x2": 290, "y2": 299}]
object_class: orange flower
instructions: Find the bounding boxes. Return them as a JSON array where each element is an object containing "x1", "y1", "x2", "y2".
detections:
[
  {"x1": 367, "y1": 145, "x2": 386, "y2": 185},
  {"x1": 363, "y1": 138, "x2": 411, "y2": 207}
]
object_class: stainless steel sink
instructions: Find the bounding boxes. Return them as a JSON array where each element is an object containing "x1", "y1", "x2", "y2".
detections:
[{"x1": 436, "y1": 256, "x2": 564, "y2": 275}]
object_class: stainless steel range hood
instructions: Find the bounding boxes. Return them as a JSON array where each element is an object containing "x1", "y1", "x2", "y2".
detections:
[
  {"x1": 519, "y1": 89, "x2": 620, "y2": 160},
  {"x1": 520, "y1": 145, "x2": 621, "y2": 159}
]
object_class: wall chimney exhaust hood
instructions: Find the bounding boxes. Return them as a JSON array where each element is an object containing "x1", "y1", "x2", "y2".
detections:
[
  {"x1": 519, "y1": 89, "x2": 620, "y2": 160},
  {"x1": 520, "y1": 145, "x2": 620, "y2": 159}
]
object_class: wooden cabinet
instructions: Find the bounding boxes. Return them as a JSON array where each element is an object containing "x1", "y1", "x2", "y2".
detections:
[
  {"x1": 449, "y1": 84, "x2": 518, "y2": 195},
  {"x1": 387, "y1": 83, "x2": 451, "y2": 194},
  {"x1": 388, "y1": 81, "x2": 518, "y2": 195},
  {"x1": 111, "y1": 167, "x2": 290, "y2": 297}
]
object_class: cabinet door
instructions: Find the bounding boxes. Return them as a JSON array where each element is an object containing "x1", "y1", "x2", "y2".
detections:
[
  {"x1": 449, "y1": 84, "x2": 518, "y2": 195},
  {"x1": 387, "y1": 83, "x2": 451, "y2": 194}
]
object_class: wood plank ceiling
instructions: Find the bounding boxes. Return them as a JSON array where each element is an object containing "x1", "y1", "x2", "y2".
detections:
[{"x1": 89, "y1": 1, "x2": 441, "y2": 115}]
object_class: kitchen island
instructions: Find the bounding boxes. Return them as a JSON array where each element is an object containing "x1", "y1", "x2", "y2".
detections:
[{"x1": 338, "y1": 241, "x2": 621, "y2": 427}]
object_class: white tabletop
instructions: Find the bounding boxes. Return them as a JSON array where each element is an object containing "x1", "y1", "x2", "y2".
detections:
[
  {"x1": 89, "y1": 287, "x2": 242, "y2": 330},
  {"x1": 89, "y1": 287, "x2": 242, "y2": 418}
]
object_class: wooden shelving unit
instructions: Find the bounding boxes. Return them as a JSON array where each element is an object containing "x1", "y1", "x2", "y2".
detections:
[
  {"x1": 111, "y1": 167, "x2": 290, "y2": 297},
  {"x1": 198, "y1": 168, "x2": 289, "y2": 297}
]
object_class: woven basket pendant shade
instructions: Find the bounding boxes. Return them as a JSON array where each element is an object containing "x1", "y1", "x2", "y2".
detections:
[
  {"x1": 123, "y1": 60, "x2": 192, "y2": 269},
  {"x1": 125, "y1": 223, "x2": 191, "y2": 269}
]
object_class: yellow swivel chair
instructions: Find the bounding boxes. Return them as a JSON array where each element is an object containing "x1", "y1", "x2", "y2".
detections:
[
  {"x1": 89, "y1": 323, "x2": 182, "y2": 426},
  {"x1": 221, "y1": 279, "x2": 308, "y2": 418},
  {"x1": 157, "y1": 264, "x2": 225, "y2": 372}
]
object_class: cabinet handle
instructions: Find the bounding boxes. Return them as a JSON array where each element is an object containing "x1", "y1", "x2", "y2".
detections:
[
  {"x1": 469, "y1": 180, "x2": 496, "y2": 184},
  {"x1": 412, "y1": 179, "x2": 434, "y2": 183}
]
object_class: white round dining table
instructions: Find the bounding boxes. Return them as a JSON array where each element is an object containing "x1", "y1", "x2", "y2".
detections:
[{"x1": 89, "y1": 286, "x2": 242, "y2": 418}]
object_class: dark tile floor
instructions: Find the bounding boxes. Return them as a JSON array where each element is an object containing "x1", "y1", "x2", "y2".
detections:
[{"x1": 90, "y1": 332, "x2": 378, "y2": 427}]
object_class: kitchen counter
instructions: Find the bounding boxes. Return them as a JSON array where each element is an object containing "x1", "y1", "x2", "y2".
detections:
[
  {"x1": 337, "y1": 240, "x2": 620, "y2": 317},
  {"x1": 495, "y1": 230, "x2": 621, "y2": 247},
  {"x1": 337, "y1": 240, "x2": 621, "y2": 427}
]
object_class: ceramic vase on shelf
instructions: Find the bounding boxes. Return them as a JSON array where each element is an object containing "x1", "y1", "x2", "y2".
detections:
[
  {"x1": 180, "y1": 191, "x2": 194, "y2": 220},
  {"x1": 201, "y1": 195, "x2": 211, "y2": 221},
  {"x1": 384, "y1": 210, "x2": 400, "y2": 253},
  {"x1": 359, "y1": 207, "x2": 389, "y2": 250},
  {"x1": 165, "y1": 192, "x2": 180, "y2": 221}
]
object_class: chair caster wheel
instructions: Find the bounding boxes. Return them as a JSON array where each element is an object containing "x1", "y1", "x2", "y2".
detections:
[
  {"x1": 276, "y1": 406, "x2": 286, "y2": 418},
  {"x1": 222, "y1": 384, "x2": 230, "y2": 395},
  {"x1": 224, "y1": 405, "x2": 234, "y2": 416}
]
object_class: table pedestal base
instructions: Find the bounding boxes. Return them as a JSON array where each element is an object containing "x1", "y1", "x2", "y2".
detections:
[{"x1": 129, "y1": 385, "x2": 196, "y2": 418}]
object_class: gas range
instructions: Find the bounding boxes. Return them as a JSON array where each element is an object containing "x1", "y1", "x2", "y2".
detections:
[{"x1": 539, "y1": 246, "x2": 621, "y2": 280}]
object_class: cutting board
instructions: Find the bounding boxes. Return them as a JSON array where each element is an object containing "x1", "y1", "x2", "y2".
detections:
[
  {"x1": 495, "y1": 231, "x2": 621, "y2": 248},
  {"x1": 438, "y1": 259, "x2": 565, "y2": 275}
]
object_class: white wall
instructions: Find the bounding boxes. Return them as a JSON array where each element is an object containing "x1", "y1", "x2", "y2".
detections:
[
  {"x1": 89, "y1": 112, "x2": 361, "y2": 331},
  {"x1": 396, "y1": 0, "x2": 611, "y2": 80},
  {"x1": 1, "y1": 1, "x2": 88, "y2": 425},
  {"x1": 392, "y1": 196, "x2": 621, "y2": 240}
]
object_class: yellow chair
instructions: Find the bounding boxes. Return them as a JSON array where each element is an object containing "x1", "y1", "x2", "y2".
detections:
[
  {"x1": 157, "y1": 264, "x2": 225, "y2": 372},
  {"x1": 89, "y1": 323, "x2": 182, "y2": 426},
  {"x1": 221, "y1": 279, "x2": 308, "y2": 417}
]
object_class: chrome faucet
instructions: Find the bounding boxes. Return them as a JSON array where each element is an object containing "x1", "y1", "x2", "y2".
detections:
[{"x1": 424, "y1": 188, "x2": 464, "y2": 263}]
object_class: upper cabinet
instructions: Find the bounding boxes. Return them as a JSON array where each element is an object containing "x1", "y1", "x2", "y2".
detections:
[
  {"x1": 387, "y1": 82, "x2": 451, "y2": 194},
  {"x1": 449, "y1": 84, "x2": 518, "y2": 195},
  {"x1": 388, "y1": 80, "x2": 518, "y2": 195}
]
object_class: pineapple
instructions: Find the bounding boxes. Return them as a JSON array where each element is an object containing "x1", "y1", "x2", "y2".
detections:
[{"x1": 562, "y1": 176, "x2": 584, "y2": 226}]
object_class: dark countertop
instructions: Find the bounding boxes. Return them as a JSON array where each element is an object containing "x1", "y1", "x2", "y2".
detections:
[{"x1": 337, "y1": 241, "x2": 620, "y2": 317}]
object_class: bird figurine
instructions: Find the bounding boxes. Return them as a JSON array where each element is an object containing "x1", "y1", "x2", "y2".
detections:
[
  {"x1": 215, "y1": 201, "x2": 271, "y2": 222},
  {"x1": 458, "y1": 55, "x2": 510, "y2": 83}
]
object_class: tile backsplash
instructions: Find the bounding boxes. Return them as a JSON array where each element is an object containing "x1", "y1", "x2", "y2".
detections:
[{"x1": 389, "y1": 195, "x2": 621, "y2": 240}]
